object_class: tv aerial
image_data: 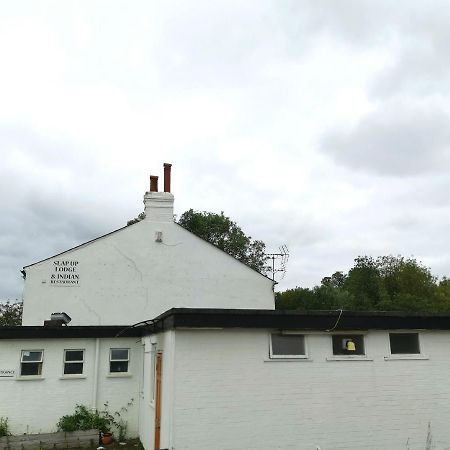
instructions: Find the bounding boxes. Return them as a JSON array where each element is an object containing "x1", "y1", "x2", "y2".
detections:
[{"x1": 266, "y1": 245, "x2": 289, "y2": 282}]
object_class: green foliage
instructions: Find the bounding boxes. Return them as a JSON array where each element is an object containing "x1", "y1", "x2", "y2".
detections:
[
  {"x1": 127, "y1": 212, "x2": 146, "y2": 226},
  {"x1": 57, "y1": 399, "x2": 134, "y2": 437},
  {"x1": 178, "y1": 209, "x2": 268, "y2": 274},
  {"x1": 57, "y1": 405, "x2": 111, "y2": 433},
  {"x1": 113, "y1": 398, "x2": 134, "y2": 441},
  {"x1": 276, "y1": 255, "x2": 450, "y2": 313},
  {"x1": 117, "y1": 420, "x2": 127, "y2": 442},
  {"x1": 0, "y1": 417, "x2": 9, "y2": 437},
  {"x1": 0, "y1": 302, "x2": 22, "y2": 326}
]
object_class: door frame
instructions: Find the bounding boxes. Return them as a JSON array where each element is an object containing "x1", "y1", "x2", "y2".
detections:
[{"x1": 154, "y1": 352, "x2": 163, "y2": 450}]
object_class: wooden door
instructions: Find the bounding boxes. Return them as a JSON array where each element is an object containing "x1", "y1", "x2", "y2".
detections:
[{"x1": 154, "y1": 352, "x2": 163, "y2": 450}]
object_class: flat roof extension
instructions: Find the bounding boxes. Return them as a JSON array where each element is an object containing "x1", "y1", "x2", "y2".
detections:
[
  {"x1": 150, "y1": 308, "x2": 450, "y2": 332},
  {"x1": 4, "y1": 308, "x2": 450, "y2": 340}
]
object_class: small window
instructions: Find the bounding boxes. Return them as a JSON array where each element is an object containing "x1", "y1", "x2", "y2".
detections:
[
  {"x1": 270, "y1": 334, "x2": 306, "y2": 358},
  {"x1": 389, "y1": 333, "x2": 420, "y2": 354},
  {"x1": 332, "y1": 335, "x2": 365, "y2": 355},
  {"x1": 64, "y1": 350, "x2": 84, "y2": 375},
  {"x1": 110, "y1": 348, "x2": 130, "y2": 373},
  {"x1": 21, "y1": 350, "x2": 43, "y2": 376}
]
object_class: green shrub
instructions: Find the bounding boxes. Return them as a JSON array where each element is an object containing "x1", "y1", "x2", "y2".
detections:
[
  {"x1": 57, "y1": 405, "x2": 111, "y2": 433},
  {"x1": 57, "y1": 400, "x2": 134, "y2": 437},
  {"x1": 0, "y1": 417, "x2": 9, "y2": 437}
]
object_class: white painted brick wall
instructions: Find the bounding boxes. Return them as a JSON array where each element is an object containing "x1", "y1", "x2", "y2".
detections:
[
  {"x1": 22, "y1": 220, "x2": 274, "y2": 326},
  {"x1": 171, "y1": 329, "x2": 450, "y2": 450},
  {"x1": 0, "y1": 337, "x2": 141, "y2": 437},
  {"x1": 139, "y1": 331, "x2": 175, "y2": 450}
]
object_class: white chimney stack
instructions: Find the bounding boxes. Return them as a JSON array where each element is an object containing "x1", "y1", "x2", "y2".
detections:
[{"x1": 143, "y1": 163, "x2": 174, "y2": 222}]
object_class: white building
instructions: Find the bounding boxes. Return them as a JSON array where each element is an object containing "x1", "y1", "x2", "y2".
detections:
[
  {"x1": 2, "y1": 164, "x2": 450, "y2": 450},
  {"x1": 21, "y1": 164, "x2": 274, "y2": 326}
]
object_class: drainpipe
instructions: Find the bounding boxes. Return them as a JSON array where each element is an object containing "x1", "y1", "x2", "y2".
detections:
[{"x1": 92, "y1": 338, "x2": 100, "y2": 410}]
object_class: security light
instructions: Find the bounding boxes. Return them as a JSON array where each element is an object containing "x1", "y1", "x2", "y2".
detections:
[{"x1": 50, "y1": 312, "x2": 71, "y2": 325}]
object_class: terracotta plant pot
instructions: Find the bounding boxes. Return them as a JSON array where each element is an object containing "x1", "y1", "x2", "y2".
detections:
[{"x1": 101, "y1": 432, "x2": 113, "y2": 445}]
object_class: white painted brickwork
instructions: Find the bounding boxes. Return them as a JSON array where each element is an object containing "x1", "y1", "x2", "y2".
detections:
[
  {"x1": 171, "y1": 329, "x2": 450, "y2": 450},
  {"x1": 0, "y1": 338, "x2": 141, "y2": 437},
  {"x1": 22, "y1": 219, "x2": 274, "y2": 326},
  {"x1": 139, "y1": 331, "x2": 175, "y2": 450}
]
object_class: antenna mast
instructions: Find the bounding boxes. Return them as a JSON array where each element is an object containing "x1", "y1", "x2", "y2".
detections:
[{"x1": 266, "y1": 245, "x2": 289, "y2": 282}]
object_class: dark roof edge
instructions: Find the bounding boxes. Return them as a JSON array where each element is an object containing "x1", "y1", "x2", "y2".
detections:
[
  {"x1": 148, "y1": 308, "x2": 450, "y2": 333},
  {"x1": 5, "y1": 308, "x2": 450, "y2": 340},
  {"x1": 0, "y1": 325, "x2": 143, "y2": 340}
]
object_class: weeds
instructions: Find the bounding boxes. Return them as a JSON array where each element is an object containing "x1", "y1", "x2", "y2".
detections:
[{"x1": 0, "y1": 417, "x2": 8, "y2": 437}]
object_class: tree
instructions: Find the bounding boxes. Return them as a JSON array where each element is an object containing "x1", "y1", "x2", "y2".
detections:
[
  {"x1": 0, "y1": 301, "x2": 23, "y2": 326},
  {"x1": 343, "y1": 256, "x2": 389, "y2": 311},
  {"x1": 275, "y1": 287, "x2": 316, "y2": 310},
  {"x1": 178, "y1": 209, "x2": 269, "y2": 274},
  {"x1": 321, "y1": 271, "x2": 347, "y2": 289},
  {"x1": 127, "y1": 212, "x2": 146, "y2": 226},
  {"x1": 276, "y1": 255, "x2": 450, "y2": 313},
  {"x1": 344, "y1": 255, "x2": 437, "y2": 311}
]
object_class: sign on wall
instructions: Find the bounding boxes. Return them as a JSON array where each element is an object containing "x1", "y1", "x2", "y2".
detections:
[
  {"x1": 50, "y1": 260, "x2": 80, "y2": 286},
  {"x1": 0, "y1": 369, "x2": 15, "y2": 378}
]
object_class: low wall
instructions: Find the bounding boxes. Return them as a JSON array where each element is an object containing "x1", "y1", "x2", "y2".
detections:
[{"x1": 0, "y1": 429, "x2": 98, "y2": 450}]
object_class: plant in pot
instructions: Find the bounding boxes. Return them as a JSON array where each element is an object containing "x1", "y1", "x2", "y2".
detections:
[
  {"x1": 98, "y1": 407, "x2": 115, "y2": 445},
  {"x1": 100, "y1": 431, "x2": 113, "y2": 446},
  {"x1": 57, "y1": 404, "x2": 114, "y2": 445}
]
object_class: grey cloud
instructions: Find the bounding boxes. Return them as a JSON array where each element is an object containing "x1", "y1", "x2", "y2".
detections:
[
  {"x1": 370, "y1": 23, "x2": 450, "y2": 98},
  {"x1": 2, "y1": 126, "x2": 68, "y2": 168},
  {"x1": 0, "y1": 193, "x2": 107, "y2": 300},
  {"x1": 0, "y1": 125, "x2": 112, "y2": 300},
  {"x1": 4, "y1": 1, "x2": 450, "y2": 298},
  {"x1": 281, "y1": 1, "x2": 450, "y2": 100},
  {"x1": 283, "y1": 0, "x2": 393, "y2": 47},
  {"x1": 0, "y1": 200, "x2": 108, "y2": 301},
  {"x1": 149, "y1": 2, "x2": 282, "y2": 89},
  {"x1": 320, "y1": 102, "x2": 450, "y2": 176}
]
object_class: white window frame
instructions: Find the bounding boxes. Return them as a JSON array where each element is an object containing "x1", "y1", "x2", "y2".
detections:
[
  {"x1": 20, "y1": 350, "x2": 44, "y2": 377},
  {"x1": 385, "y1": 331, "x2": 428, "y2": 360},
  {"x1": 109, "y1": 348, "x2": 130, "y2": 374},
  {"x1": 63, "y1": 349, "x2": 85, "y2": 375},
  {"x1": 269, "y1": 332, "x2": 308, "y2": 359},
  {"x1": 331, "y1": 333, "x2": 366, "y2": 355},
  {"x1": 326, "y1": 333, "x2": 373, "y2": 361}
]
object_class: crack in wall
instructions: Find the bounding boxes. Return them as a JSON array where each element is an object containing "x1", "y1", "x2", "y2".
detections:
[
  {"x1": 80, "y1": 296, "x2": 102, "y2": 325},
  {"x1": 112, "y1": 244, "x2": 144, "y2": 282}
]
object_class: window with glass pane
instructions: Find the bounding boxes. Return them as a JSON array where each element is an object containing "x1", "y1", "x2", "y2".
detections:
[
  {"x1": 332, "y1": 335, "x2": 365, "y2": 355},
  {"x1": 389, "y1": 333, "x2": 420, "y2": 354},
  {"x1": 64, "y1": 349, "x2": 84, "y2": 375},
  {"x1": 270, "y1": 334, "x2": 306, "y2": 358},
  {"x1": 110, "y1": 348, "x2": 130, "y2": 373},
  {"x1": 20, "y1": 350, "x2": 43, "y2": 376}
]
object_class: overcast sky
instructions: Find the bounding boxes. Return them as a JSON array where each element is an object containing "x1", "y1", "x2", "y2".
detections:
[{"x1": 2, "y1": 1, "x2": 450, "y2": 300}]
